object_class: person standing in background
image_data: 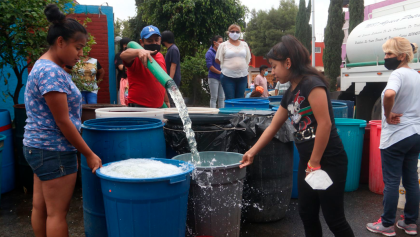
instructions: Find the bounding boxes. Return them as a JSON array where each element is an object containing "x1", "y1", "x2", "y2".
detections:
[
  {"x1": 206, "y1": 35, "x2": 224, "y2": 108},
  {"x1": 161, "y1": 31, "x2": 181, "y2": 107},
  {"x1": 254, "y1": 65, "x2": 269, "y2": 98},
  {"x1": 275, "y1": 80, "x2": 291, "y2": 96},
  {"x1": 216, "y1": 24, "x2": 251, "y2": 100},
  {"x1": 115, "y1": 37, "x2": 131, "y2": 91}
]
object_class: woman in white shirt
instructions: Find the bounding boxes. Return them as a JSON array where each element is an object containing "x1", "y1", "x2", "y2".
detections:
[
  {"x1": 366, "y1": 37, "x2": 420, "y2": 236},
  {"x1": 215, "y1": 24, "x2": 251, "y2": 100}
]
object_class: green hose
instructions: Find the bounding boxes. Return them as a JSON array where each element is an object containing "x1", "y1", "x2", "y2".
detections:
[{"x1": 127, "y1": 41, "x2": 173, "y2": 108}]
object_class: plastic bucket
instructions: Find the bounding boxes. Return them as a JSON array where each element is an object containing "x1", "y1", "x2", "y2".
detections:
[
  {"x1": 173, "y1": 151, "x2": 246, "y2": 237},
  {"x1": 272, "y1": 107, "x2": 279, "y2": 111},
  {"x1": 0, "y1": 109, "x2": 15, "y2": 193},
  {"x1": 96, "y1": 158, "x2": 194, "y2": 237},
  {"x1": 369, "y1": 120, "x2": 384, "y2": 194},
  {"x1": 332, "y1": 100, "x2": 354, "y2": 118},
  {"x1": 332, "y1": 102, "x2": 348, "y2": 118},
  {"x1": 0, "y1": 134, "x2": 6, "y2": 204},
  {"x1": 335, "y1": 118, "x2": 367, "y2": 192},
  {"x1": 360, "y1": 124, "x2": 371, "y2": 184},
  {"x1": 268, "y1": 95, "x2": 283, "y2": 102},
  {"x1": 81, "y1": 118, "x2": 166, "y2": 237},
  {"x1": 225, "y1": 99, "x2": 269, "y2": 109},
  {"x1": 219, "y1": 108, "x2": 270, "y2": 114},
  {"x1": 95, "y1": 107, "x2": 164, "y2": 121},
  {"x1": 291, "y1": 143, "x2": 300, "y2": 199},
  {"x1": 13, "y1": 104, "x2": 33, "y2": 192},
  {"x1": 164, "y1": 107, "x2": 219, "y2": 115},
  {"x1": 269, "y1": 102, "x2": 281, "y2": 109}
]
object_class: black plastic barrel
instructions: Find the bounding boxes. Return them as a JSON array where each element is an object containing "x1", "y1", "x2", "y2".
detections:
[
  {"x1": 164, "y1": 114, "x2": 240, "y2": 154},
  {"x1": 13, "y1": 104, "x2": 33, "y2": 192},
  {"x1": 233, "y1": 110, "x2": 295, "y2": 222}
]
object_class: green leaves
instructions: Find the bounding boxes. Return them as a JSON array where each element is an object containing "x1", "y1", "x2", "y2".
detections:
[{"x1": 349, "y1": 0, "x2": 364, "y2": 34}]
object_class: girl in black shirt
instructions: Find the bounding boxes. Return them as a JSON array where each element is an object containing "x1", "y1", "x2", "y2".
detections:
[{"x1": 240, "y1": 35, "x2": 354, "y2": 237}]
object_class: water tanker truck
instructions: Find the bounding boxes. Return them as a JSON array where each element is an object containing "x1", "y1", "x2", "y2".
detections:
[{"x1": 340, "y1": 0, "x2": 420, "y2": 121}]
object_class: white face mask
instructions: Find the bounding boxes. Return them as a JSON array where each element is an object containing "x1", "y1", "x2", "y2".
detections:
[{"x1": 229, "y1": 32, "x2": 240, "y2": 41}]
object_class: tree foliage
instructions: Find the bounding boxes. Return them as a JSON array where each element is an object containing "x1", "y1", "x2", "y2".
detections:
[
  {"x1": 115, "y1": 18, "x2": 132, "y2": 39},
  {"x1": 323, "y1": 0, "x2": 345, "y2": 91},
  {"x1": 137, "y1": 0, "x2": 248, "y2": 57},
  {"x1": 349, "y1": 0, "x2": 364, "y2": 34},
  {"x1": 245, "y1": 0, "x2": 298, "y2": 57},
  {"x1": 295, "y1": 0, "x2": 312, "y2": 54},
  {"x1": 0, "y1": 0, "x2": 73, "y2": 104}
]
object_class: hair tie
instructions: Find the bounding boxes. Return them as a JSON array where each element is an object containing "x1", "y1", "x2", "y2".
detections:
[{"x1": 411, "y1": 43, "x2": 415, "y2": 52}]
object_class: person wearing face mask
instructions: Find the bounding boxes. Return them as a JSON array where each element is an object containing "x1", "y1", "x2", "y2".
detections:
[
  {"x1": 115, "y1": 37, "x2": 131, "y2": 92},
  {"x1": 254, "y1": 65, "x2": 269, "y2": 97},
  {"x1": 120, "y1": 25, "x2": 170, "y2": 108},
  {"x1": 366, "y1": 37, "x2": 420, "y2": 237},
  {"x1": 215, "y1": 24, "x2": 251, "y2": 100},
  {"x1": 206, "y1": 35, "x2": 224, "y2": 108}
]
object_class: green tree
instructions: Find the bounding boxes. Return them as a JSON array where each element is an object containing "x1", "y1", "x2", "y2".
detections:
[
  {"x1": 295, "y1": 0, "x2": 312, "y2": 54},
  {"x1": 114, "y1": 18, "x2": 123, "y2": 38},
  {"x1": 323, "y1": 0, "x2": 345, "y2": 91},
  {"x1": 245, "y1": 0, "x2": 298, "y2": 56},
  {"x1": 138, "y1": 0, "x2": 248, "y2": 57},
  {"x1": 0, "y1": 0, "x2": 73, "y2": 104},
  {"x1": 349, "y1": 0, "x2": 364, "y2": 34}
]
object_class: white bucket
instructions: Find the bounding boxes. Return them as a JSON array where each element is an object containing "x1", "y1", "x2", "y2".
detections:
[
  {"x1": 95, "y1": 107, "x2": 164, "y2": 121},
  {"x1": 397, "y1": 159, "x2": 420, "y2": 209},
  {"x1": 163, "y1": 107, "x2": 219, "y2": 115}
]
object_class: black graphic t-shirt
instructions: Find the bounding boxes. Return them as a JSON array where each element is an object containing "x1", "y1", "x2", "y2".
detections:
[{"x1": 281, "y1": 76, "x2": 346, "y2": 163}]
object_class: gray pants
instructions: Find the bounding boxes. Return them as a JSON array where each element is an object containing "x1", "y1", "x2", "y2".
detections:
[{"x1": 209, "y1": 78, "x2": 225, "y2": 108}]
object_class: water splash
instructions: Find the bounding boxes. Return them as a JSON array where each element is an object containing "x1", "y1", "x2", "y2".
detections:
[{"x1": 166, "y1": 80, "x2": 201, "y2": 164}]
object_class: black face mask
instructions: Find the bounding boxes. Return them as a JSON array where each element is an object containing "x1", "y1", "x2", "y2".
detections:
[
  {"x1": 384, "y1": 57, "x2": 402, "y2": 70},
  {"x1": 144, "y1": 44, "x2": 161, "y2": 52}
]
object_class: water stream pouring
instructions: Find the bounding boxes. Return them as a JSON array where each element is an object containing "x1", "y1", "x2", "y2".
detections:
[{"x1": 127, "y1": 41, "x2": 200, "y2": 164}]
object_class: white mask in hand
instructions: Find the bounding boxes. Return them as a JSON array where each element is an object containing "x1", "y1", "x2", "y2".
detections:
[
  {"x1": 229, "y1": 32, "x2": 240, "y2": 41},
  {"x1": 305, "y1": 169, "x2": 333, "y2": 190}
]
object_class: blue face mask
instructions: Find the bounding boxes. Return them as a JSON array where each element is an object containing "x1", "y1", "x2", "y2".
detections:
[{"x1": 264, "y1": 71, "x2": 268, "y2": 76}]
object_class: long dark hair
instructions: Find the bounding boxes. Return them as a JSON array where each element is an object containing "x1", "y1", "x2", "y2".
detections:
[
  {"x1": 120, "y1": 37, "x2": 131, "y2": 52},
  {"x1": 266, "y1": 35, "x2": 328, "y2": 87},
  {"x1": 45, "y1": 4, "x2": 87, "y2": 46}
]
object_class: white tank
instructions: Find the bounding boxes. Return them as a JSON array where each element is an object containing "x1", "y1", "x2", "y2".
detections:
[{"x1": 346, "y1": 7, "x2": 420, "y2": 64}]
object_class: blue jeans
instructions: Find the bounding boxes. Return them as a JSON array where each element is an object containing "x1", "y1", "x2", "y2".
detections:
[
  {"x1": 220, "y1": 74, "x2": 247, "y2": 100},
  {"x1": 381, "y1": 134, "x2": 420, "y2": 226},
  {"x1": 208, "y1": 78, "x2": 225, "y2": 108},
  {"x1": 81, "y1": 91, "x2": 97, "y2": 104}
]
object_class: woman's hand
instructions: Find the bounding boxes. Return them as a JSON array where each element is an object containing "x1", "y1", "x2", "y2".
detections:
[
  {"x1": 86, "y1": 153, "x2": 102, "y2": 173},
  {"x1": 386, "y1": 112, "x2": 402, "y2": 125},
  {"x1": 240, "y1": 151, "x2": 255, "y2": 169}
]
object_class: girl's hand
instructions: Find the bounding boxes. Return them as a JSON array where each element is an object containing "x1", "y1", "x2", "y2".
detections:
[
  {"x1": 86, "y1": 153, "x2": 102, "y2": 173},
  {"x1": 386, "y1": 112, "x2": 402, "y2": 125},
  {"x1": 240, "y1": 151, "x2": 255, "y2": 169}
]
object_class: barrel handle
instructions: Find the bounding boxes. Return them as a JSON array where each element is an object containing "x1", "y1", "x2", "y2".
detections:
[{"x1": 170, "y1": 175, "x2": 187, "y2": 184}]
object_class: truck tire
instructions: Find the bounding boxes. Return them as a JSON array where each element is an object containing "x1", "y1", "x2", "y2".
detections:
[{"x1": 371, "y1": 97, "x2": 382, "y2": 120}]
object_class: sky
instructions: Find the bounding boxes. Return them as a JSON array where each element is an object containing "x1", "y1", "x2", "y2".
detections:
[{"x1": 77, "y1": 0, "x2": 386, "y2": 42}]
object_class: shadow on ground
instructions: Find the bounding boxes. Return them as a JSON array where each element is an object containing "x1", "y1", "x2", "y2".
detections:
[{"x1": 0, "y1": 184, "x2": 417, "y2": 237}]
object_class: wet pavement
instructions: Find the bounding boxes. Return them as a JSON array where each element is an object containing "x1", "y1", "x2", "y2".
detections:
[{"x1": 0, "y1": 184, "x2": 417, "y2": 237}]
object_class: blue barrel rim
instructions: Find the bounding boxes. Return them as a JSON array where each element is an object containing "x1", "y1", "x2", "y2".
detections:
[
  {"x1": 272, "y1": 107, "x2": 279, "y2": 111},
  {"x1": 173, "y1": 151, "x2": 244, "y2": 170},
  {"x1": 331, "y1": 101, "x2": 347, "y2": 108},
  {"x1": 225, "y1": 99, "x2": 270, "y2": 104},
  {"x1": 268, "y1": 95, "x2": 284, "y2": 102},
  {"x1": 96, "y1": 158, "x2": 194, "y2": 183},
  {"x1": 335, "y1": 118, "x2": 367, "y2": 127},
  {"x1": 82, "y1": 117, "x2": 163, "y2": 130},
  {"x1": 0, "y1": 134, "x2": 6, "y2": 141}
]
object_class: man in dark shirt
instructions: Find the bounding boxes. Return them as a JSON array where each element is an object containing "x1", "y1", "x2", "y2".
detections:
[{"x1": 161, "y1": 31, "x2": 181, "y2": 86}]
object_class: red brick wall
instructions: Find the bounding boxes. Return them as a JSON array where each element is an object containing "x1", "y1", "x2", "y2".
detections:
[{"x1": 69, "y1": 13, "x2": 110, "y2": 103}]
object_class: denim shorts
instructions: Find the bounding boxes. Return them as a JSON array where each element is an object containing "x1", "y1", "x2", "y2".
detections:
[{"x1": 23, "y1": 146, "x2": 78, "y2": 181}]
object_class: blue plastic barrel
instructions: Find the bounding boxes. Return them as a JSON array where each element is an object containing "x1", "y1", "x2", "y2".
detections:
[
  {"x1": 81, "y1": 118, "x2": 166, "y2": 237},
  {"x1": 332, "y1": 102, "x2": 348, "y2": 118},
  {"x1": 291, "y1": 143, "x2": 300, "y2": 198},
  {"x1": 0, "y1": 134, "x2": 6, "y2": 204},
  {"x1": 333, "y1": 100, "x2": 354, "y2": 118},
  {"x1": 96, "y1": 158, "x2": 194, "y2": 237},
  {"x1": 219, "y1": 108, "x2": 270, "y2": 114},
  {"x1": 272, "y1": 107, "x2": 279, "y2": 111},
  {"x1": 0, "y1": 109, "x2": 15, "y2": 193},
  {"x1": 335, "y1": 118, "x2": 367, "y2": 192},
  {"x1": 269, "y1": 95, "x2": 283, "y2": 102},
  {"x1": 225, "y1": 99, "x2": 269, "y2": 109}
]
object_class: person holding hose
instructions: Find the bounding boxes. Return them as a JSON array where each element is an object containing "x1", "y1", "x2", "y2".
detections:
[
  {"x1": 23, "y1": 4, "x2": 102, "y2": 236},
  {"x1": 239, "y1": 35, "x2": 354, "y2": 237},
  {"x1": 120, "y1": 25, "x2": 170, "y2": 108},
  {"x1": 366, "y1": 38, "x2": 420, "y2": 236},
  {"x1": 215, "y1": 24, "x2": 251, "y2": 100},
  {"x1": 206, "y1": 35, "x2": 225, "y2": 108}
]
